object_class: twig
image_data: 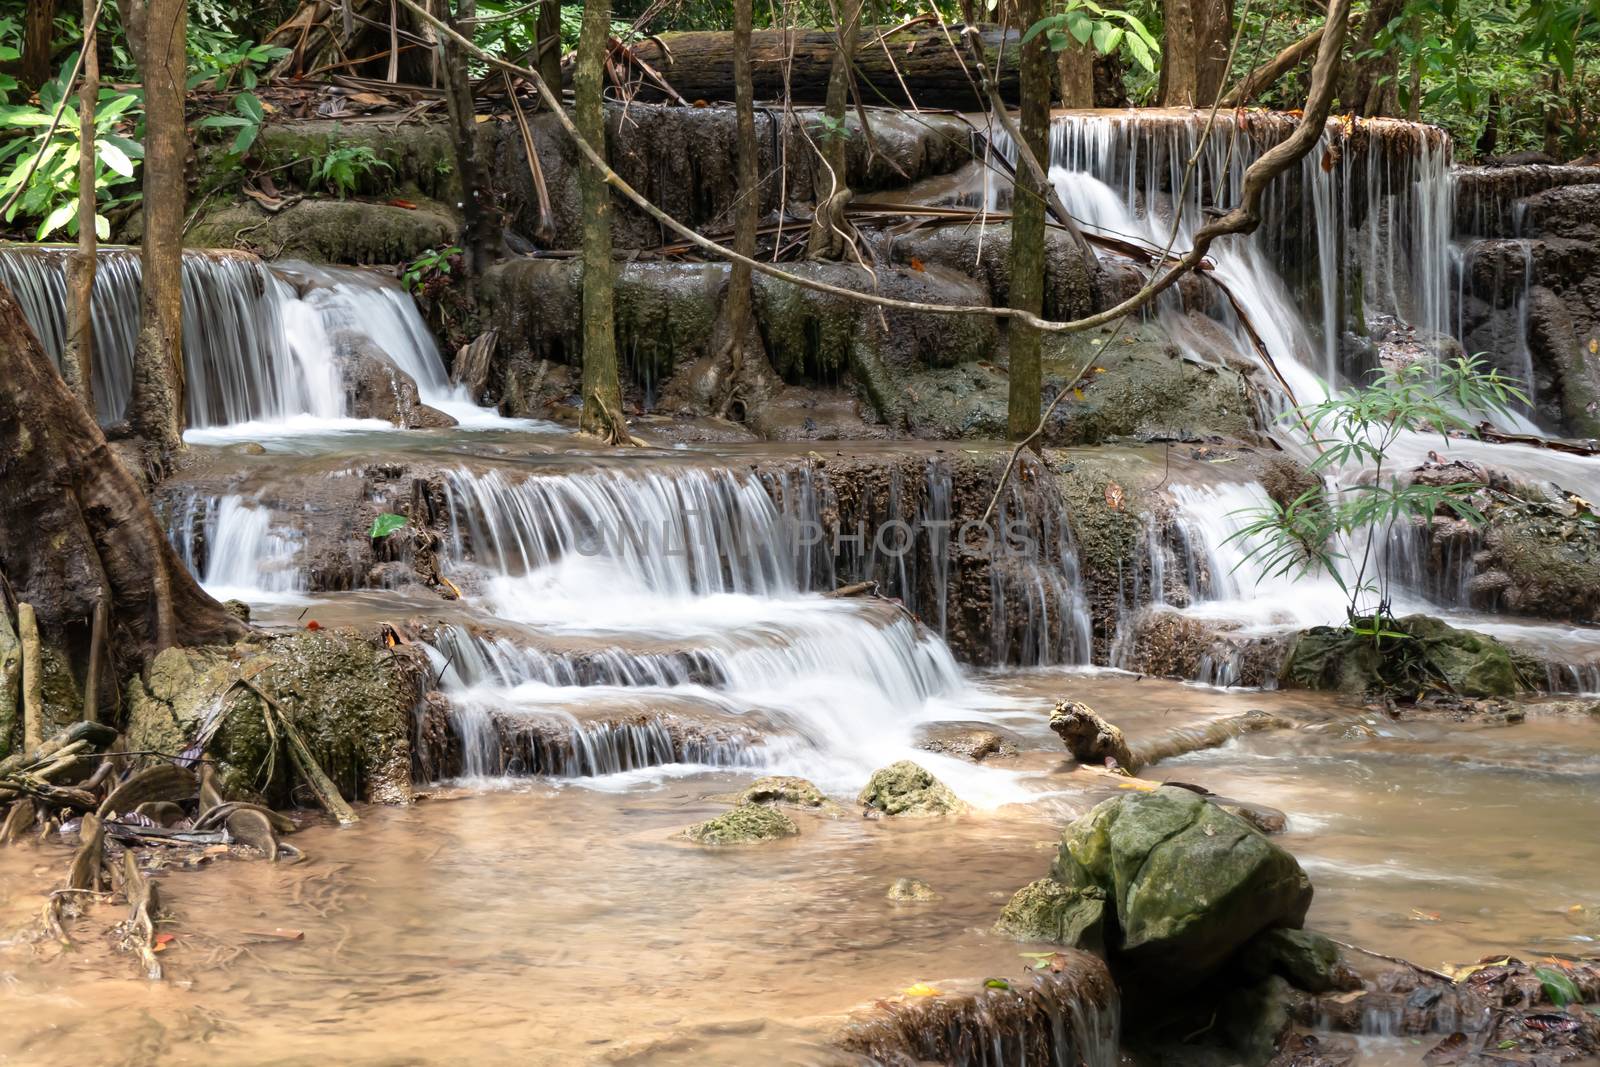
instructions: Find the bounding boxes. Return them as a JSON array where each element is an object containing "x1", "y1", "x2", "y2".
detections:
[
  {"x1": 229, "y1": 678, "x2": 359, "y2": 825},
  {"x1": 503, "y1": 71, "x2": 553, "y2": 241},
  {"x1": 1327, "y1": 937, "x2": 1455, "y2": 984}
]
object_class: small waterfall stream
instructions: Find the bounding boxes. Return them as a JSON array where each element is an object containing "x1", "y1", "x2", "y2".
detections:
[{"x1": 0, "y1": 246, "x2": 485, "y2": 431}]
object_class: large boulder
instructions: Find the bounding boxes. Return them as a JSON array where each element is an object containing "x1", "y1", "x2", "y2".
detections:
[
  {"x1": 1283, "y1": 614, "x2": 1525, "y2": 697},
  {"x1": 126, "y1": 627, "x2": 429, "y2": 805},
  {"x1": 1040, "y1": 786, "x2": 1313, "y2": 989},
  {"x1": 333, "y1": 332, "x2": 457, "y2": 429}
]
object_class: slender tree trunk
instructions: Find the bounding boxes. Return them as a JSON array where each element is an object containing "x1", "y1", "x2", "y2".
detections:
[
  {"x1": 64, "y1": 0, "x2": 99, "y2": 414},
  {"x1": 21, "y1": 0, "x2": 60, "y2": 92},
  {"x1": 130, "y1": 0, "x2": 187, "y2": 458},
  {"x1": 536, "y1": 0, "x2": 562, "y2": 95},
  {"x1": 1159, "y1": 0, "x2": 1233, "y2": 106},
  {"x1": 576, "y1": 0, "x2": 625, "y2": 441},
  {"x1": 716, "y1": 0, "x2": 762, "y2": 417},
  {"x1": 1340, "y1": 0, "x2": 1402, "y2": 115},
  {"x1": 1008, "y1": 0, "x2": 1049, "y2": 440},
  {"x1": 807, "y1": 0, "x2": 863, "y2": 259},
  {"x1": 1057, "y1": 41, "x2": 1096, "y2": 108},
  {"x1": 439, "y1": 0, "x2": 496, "y2": 276}
]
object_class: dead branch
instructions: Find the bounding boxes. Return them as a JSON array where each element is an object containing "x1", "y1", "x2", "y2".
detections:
[
  {"x1": 228, "y1": 677, "x2": 359, "y2": 825},
  {"x1": 1220, "y1": 24, "x2": 1329, "y2": 108}
]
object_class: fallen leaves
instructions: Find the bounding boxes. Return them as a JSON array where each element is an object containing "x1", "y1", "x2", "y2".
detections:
[
  {"x1": 1104, "y1": 482, "x2": 1125, "y2": 510},
  {"x1": 902, "y1": 982, "x2": 940, "y2": 997}
]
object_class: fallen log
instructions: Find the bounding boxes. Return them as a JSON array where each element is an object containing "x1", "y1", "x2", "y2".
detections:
[
  {"x1": 609, "y1": 24, "x2": 1020, "y2": 109},
  {"x1": 1051, "y1": 699, "x2": 1290, "y2": 773}
]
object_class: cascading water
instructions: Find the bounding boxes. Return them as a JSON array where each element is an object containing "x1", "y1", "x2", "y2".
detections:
[
  {"x1": 0, "y1": 246, "x2": 489, "y2": 432},
  {"x1": 167, "y1": 493, "x2": 308, "y2": 602},
  {"x1": 426, "y1": 464, "x2": 1027, "y2": 798}
]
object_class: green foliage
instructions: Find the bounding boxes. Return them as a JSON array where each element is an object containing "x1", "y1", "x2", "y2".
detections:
[
  {"x1": 1024, "y1": 1, "x2": 1162, "y2": 74},
  {"x1": 190, "y1": 41, "x2": 289, "y2": 156},
  {"x1": 1533, "y1": 964, "x2": 1583, "y2": 1007},
  {"x1": 1229, "y1": 357, "x2": 1526, "y2": 626},
  {"x1": 310, "y1": 142, "x2": 392, "y2": 199},
  {"x1": 0, "y1": 55, "x2": 143, "y2": 240},
  {"x1": 368, "y1": 513, "x2": 409, "y2": 540},
  {"x1": 401, "y1": 245, "x2": 460, "y2": 293}
]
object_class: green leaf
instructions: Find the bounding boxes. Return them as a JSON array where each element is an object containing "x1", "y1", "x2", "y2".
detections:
[
  {"x1": 235, "y1": 92, "x2": 265, "y2": 123},
  {"x1": 1534, "y1": 965, "x2": 1582, "y2": 1007},
  {"x1": 984, "y1": 978, "x2": 1010, "y2": 990},
  {"x1": 1066, "y1": 10, "x2": 1094, "y2": 44},
  {"x1": 368, "y1": 513, "x2": 409, "y2": 539},
  {"x1": 1125, "y1": 33, "x2": 1155, "y2": 73},
  {"x1": 233, "y1": 123, "x2": 259, "y2": 154},
  {"x1": 94, "y1": 213, "x2": 110, "y2": 241},
  {"x1": 37, "y1": 202, "x2": 74, "y2": 240},
  {"x1": 1091, "y1": 23, "x2": 1123, "y2": 54},
  {"x1": 96, "y1": 139, "x2": 135, "y2": 178}
]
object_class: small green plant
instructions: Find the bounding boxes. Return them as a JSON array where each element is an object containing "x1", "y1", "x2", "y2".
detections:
[
  {"x1": 1229, "y1": 356, "x2": 1527, "y2": 629},
  {"x1": 190, "y1": 41, "x2": 290, "y2": 157},
  {"x1": 368, "y1": 513, "x2": 408, "y2": 539},
  {"x1": 1024, "y1": 1, "x2": 1162, "y2": 74},
  {"x1": 0, "y1": 56, "x2": 144, "y2": 239},
  {"x1": 311, "y1": 143, "x2": 392, "y2": 199},
  {"x1": 401, "y1": 246, "x2": 461, "y2": 294}
]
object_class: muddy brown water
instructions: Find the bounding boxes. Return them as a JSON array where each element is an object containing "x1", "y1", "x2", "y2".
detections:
[{"x1": 1, "y1": 673, "x2": 1596, "y2": 1066}]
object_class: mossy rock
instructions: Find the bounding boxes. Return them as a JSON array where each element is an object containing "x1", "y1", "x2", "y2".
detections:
[
  {"x1": 739, "y1": 775, "x2": 828, "y2": 809},
  {"x1": 185, "y1": 198, "x2": 457, "y2": 265},
  {"x1": 683, "y1": 802, "x2": 799, "y2": 844},
  {"x1": 125, "y1": 628, "x2": 426, "y2": 806},
  {"x1": 1053, "y1": 786, "x2": 1313, "y2": 989},
  {"x1": 1233, "y1": 928, "x2": 1343, "y2": 994},
  {"x1": 995, "y1": 878, "x2": 1107, "y2": 951},
  {"x1": 1282, "y1": 614, "x2": 1525, "y2": 698},
  {"x1": 886, "y1": 877, "x2": 939, "y2": 902},
  {"x1": 857, "y1": 760, "x2": 968, "y2": 817}
]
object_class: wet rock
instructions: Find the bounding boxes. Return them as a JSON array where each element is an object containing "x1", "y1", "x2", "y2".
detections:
[
  {"x1": 125, "y1": 628, "x2": 429, "y2": 806},
  {"x1": 1118, "y1": 609, "x2": 1288, "y2": 687},
  {"x1": 915, "y1": 722, "x2": 1019, "y2": 762},
  {"x1": 857, "y1": 760, "x2": 968, "y2": 818},
  {"x1": 333, "y1": 333, "x2": 458, "y2": 429},
  {"x1": 738, "y1": 775, "x2": 828, "y2": 809},
  {"x1": 885, "y1": 877, "x2": 938, "y2": 902},
  {"x1": 1235, "y1": 928, "x2": 1346, "y2": 994},
  {"x1": 1475, "y1": 502, "x2": 1600, "y2": 623},
  {"x1": 222, "y1": 599, "x2": 251, "y2": 622},
  {"x1": 888, "y1": 223, "x2": 1096, "y2": 322},
  {"x1": 1283, "y1": 615, "x2": 1526, "y2": 698},
  {"x1": 184, "y1": 198, "x2": 458, "y2": 265},
  {"x1": 682, "y1": 803, "x2": 799, "y2": 845},
  {"x1": 1052, "y1": 785, "x2": 1314, "y2": 989},
  {"x1": 995, "y1": 878, "x2": 1108, "y2": 951},
  {"x1": 1048, "y1": 700, "x2": 1133, "y2": 769}
]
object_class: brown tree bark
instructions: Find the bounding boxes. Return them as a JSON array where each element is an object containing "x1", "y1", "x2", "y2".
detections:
[
  {"x1": 536, "y1": 0, "x2": 562, "y2": 94},
  {"x1": 438, "y1": 0, "x2": 496, "y2": 276},
  {"x1": 714, "y1": 0, "x2": 768, "y2": 418},
  {"x1": 614, "y1": 25, "x2": 1028, "y2": 109},
  {"x1": 1057, "y1": 40, "x2": 1096, "y2": 108},
  {"x1": 0, "y1": 280, "x2": 246, "y2": 676},
  {"x1": 576, "y1": 0, "x2": 626, "y2": 443},
  {"x1": 21, "y1": 0, "x2": 60, "y2": 92},
  {"x1": 1158, "y1": 0, "x2": 1234, "y2": 107},
  {"x1": 63, "y1": 0, "x2": 99, "y2": 413},
  {"x1": 1008, "y1": 0, "x2": 1049, "y2": 440},
  {"x1": 130, "y1": 0, "x2": 187, "y2": 458},
  {"x1": 1339, "y1": 0, "x2": 1403, "y2": 115}
]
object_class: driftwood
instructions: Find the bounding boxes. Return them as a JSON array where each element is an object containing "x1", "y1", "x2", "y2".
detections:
[
  {"x1": 1051, "y1": 700, "x2": 1290, "y2": 773},
  {"x1": 67, "y1": 812, "x2": 107, "y2": 891},
  {"x1": 615, "y1": 24, "x2": 1021, "y2": 109},
  {"x1": 121, "y1": 850, "x2": 162, "y2": 980}
]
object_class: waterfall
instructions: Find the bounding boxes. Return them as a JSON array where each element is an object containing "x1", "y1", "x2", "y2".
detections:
[
  {"x1": 0, "y1": 246, "x2": 484, "y2": 431},
  {"x1": 167, "y1": 494, "x2": 308, "y2": 602}
]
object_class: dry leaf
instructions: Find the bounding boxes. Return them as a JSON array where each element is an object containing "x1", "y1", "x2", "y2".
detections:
[
  {"x1": 387, "y1": 198, "x2": 418, "y2": 210},
  {"x1": 909, "y1": 256, "x2": 925, "y2": 272},
  {"x1": 1104, "y1": 482, "x2": 1125, "y2": 510},
  {"x1": 902, "y1": 982, "x2": 940, "y2": 997}
]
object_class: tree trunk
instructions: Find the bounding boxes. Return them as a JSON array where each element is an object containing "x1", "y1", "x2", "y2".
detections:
[
  {"x1": 612, "y1": 24, "x2": 1028, "y2": 109},
  {"x1": 1057, "y1": 40, "x2": 1096, "y2": 107},
  {"x1": 21, "y1": 0, "x2": 59, "y2": 92},
  {"x1": 0, "y1": 280, "x2": 246, "y2": 679},
  {"x1": 1158, "y1": 0, "x2": 1233, "y2": 107},
  {"x1": 715, "y1": 0, "x2": 766, "y2": 417},
  {"x1": 130, "y1": 0, "x2": 187, "y2": 459},
  {"x1": 439, "y1": 0, "x2": 496, "y2": 277},
  {"x1": 536, "y1": 0, "x2": 562, "y2": 94},
  {"x1": 807, "y1": 0, "x2": 863, "y2": 258},
  {"x1": 1008, "y1": 0, "x2": 1049, "y2": 439},
  {"x1": 576, "y1": 0, "x2": 625, "y2": 442},
  {"x1": 1339, "y1": 0, "x2": 1402, "y2": 116},
  {"x1": 63, "y1": 0, "x2": 99, "y2": 413}
]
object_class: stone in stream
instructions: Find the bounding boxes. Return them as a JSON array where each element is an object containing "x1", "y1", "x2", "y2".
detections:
[
  {"x1": 682, "y1": 803, "x2": 799, "y2": 845},
  {"x1": 737, "y1": 775, "x2": 827, "y2": 809},
  {"x1": 1283, "y1": 614, "x2": 1525, "y2": 698},
  {"x1": 885, "y1": 877, "x2": 938, "y2": 903},
  {"x1": 856, "y1": 761, "x2": 968, "y2": 818},
  {"x1": 995, "y1": 878, "x2": 1108, "y2": 952},
  {"x1": 914, "y1": 721, "x2": 1019, "y2": 762},
  {"x1": 332, "y1": 332, "x2": 457, "y2": 429},
  {"x1": 999, "y1": 786, "x2": 1313, "y2": 993}
]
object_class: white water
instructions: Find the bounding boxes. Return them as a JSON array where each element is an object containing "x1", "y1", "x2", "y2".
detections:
[
  {"x1": 0, "y1": 246, "x2": 506, "y2": 434},
  {"x1": 168, "y1": 494, "x2": 309, "y2": 603}
]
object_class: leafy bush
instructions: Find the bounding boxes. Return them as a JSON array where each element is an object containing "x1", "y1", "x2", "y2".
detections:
[{"x1": 311, "y1": 143, "x2": 392, "y2": 199}]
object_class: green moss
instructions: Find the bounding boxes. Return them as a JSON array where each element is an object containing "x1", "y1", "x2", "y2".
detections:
[
  {"x1": 995, "y1": 878, "x2": 1107, "y2": 950},
  {"x1": 126, "y1": 628, "x2": 424, "y2": 805},
  {"x1": 857, "y1": 760, "x2": 968, "y2": 817},
  {"x1": 683, "y1": 802, "x2": 800, "y2": 844},
  {"x1": 186, "y1": 199, "x2": 457, "y2": 265},
  {"x1": 1283, "y1": 614, "x2": 1525, "y2": 698},
  {"x1": 739, "y1": 775, "x2": 828, "y2": 808}
]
